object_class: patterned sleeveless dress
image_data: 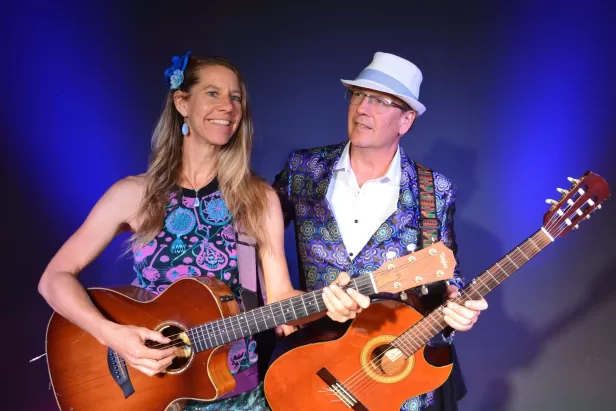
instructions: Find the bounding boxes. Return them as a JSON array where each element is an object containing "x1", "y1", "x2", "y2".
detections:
[{"x1": 131, "y1": 177, "x2": 269, "y2": 410}]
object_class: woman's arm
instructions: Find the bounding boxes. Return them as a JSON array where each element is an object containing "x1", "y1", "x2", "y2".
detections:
[
  {"x1": 258, "y1": 188, "x2": 369, "y2": 334},
  {"x1": 38, "y1": 176, "x2": 176, "y2": 375}
]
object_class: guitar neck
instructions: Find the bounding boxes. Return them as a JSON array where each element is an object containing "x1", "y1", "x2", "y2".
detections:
[
  {"x1": 392, "y1": 228, "x2": 553, "y2": 356},
  {"x1": 187, "y1": 275, "x2": 377, "y2": 353}
]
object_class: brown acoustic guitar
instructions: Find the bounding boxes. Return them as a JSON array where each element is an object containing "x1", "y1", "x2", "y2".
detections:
[
  {"x1": 264, "y1": 171, "x2": 610, "y2": 410},
  {"x1": 45, "y1": 240, "x2": 455, "y2": 410}
]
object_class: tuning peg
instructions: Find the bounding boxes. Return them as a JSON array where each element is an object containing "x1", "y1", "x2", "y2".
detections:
[
  {"x1": 598, "y1": 204, "x2": 602, "y2": 210},
  {"x1": 567, "y1": 177, "x2": 580, "y2": 184},
  {"x1": 421, "y1": 285, "x2": 428, "y2": 295},
  {"x1": 545, "y1": 199, "x2": 558, "y2": 205},
  {"x1": 585, "y1": 214, "x2": 591, "y2": 219},
  {"x1": 573, "y1": 224, "x2": 579, "y2": 229},
  {"x1": 557, "y1": 188, "x2": 570, "y2": 195},
  {"x1": 400, "y1": 290, "x2": 408, "y2": 301}
]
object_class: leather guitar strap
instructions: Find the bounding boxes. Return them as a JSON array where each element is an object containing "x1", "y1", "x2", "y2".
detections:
[{"x1": 235, "y1": 227, "x2": 267, "y2": 311}]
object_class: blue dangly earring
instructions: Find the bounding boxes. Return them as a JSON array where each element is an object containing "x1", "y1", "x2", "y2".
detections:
[{"x1": 182, "y1": 119, "x2": 189, "y2": 136}]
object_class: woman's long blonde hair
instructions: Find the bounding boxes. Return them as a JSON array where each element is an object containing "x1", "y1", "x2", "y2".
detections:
[{"x1": 128, "y1": 55, "x2": 269, "y2": 253}]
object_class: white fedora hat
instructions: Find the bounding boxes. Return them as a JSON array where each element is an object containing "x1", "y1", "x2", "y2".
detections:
[{"x1": 341, "y1": 52, "x2": 426, "y2": 115}]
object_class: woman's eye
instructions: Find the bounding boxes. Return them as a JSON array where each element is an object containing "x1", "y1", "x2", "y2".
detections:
[
  {"x1": 207, "y1": 91, "x2": 218, "y2": 97},
  {"x1": 231, "y1": 95, "x2": 242, "y2": 102}
]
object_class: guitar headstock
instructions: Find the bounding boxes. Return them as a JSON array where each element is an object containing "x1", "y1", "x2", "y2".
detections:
[
  {"x1": 371, "y1": 241, "x2": 455, "y2": 293},
  {"x1": 543, "y1": 171, "x2": 610, "y2": 238}
]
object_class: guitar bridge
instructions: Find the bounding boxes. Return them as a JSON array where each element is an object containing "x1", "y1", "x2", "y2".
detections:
[
  {"x1": 107, "y1": 348, "x2": 135, "y2": 398},
  {"x1": 316, "y1": 367, "x2": 368, "y2": 410}
]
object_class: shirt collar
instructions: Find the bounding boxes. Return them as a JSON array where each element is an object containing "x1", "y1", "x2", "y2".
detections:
[{"x1": 333, "y1": 141, "x2": 402, "y2": 186}]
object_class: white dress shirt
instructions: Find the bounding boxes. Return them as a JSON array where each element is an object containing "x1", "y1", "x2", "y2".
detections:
[{"x1": 326, "y1": 142, "x2": 401, "y2": 260}]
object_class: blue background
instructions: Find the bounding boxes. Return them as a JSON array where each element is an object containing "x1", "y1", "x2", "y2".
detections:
[{"x1": 2, "y1": 0, "x2": 615, "y2": 409}]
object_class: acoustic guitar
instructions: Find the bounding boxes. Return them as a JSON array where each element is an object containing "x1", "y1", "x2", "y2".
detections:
[
  {"x1": 45, "y1": 240, "x2": 455, "y2": 410},
  {"x1": 264, "y1": 171, "x2": 610, "y2": 410}
]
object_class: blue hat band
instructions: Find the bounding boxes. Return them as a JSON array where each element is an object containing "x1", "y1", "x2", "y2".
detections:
[{"x1": 356, "y1": 69, "x2": 418, "y2": 101}]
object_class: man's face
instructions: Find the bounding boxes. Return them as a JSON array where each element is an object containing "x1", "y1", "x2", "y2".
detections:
[{"x1": 346, "y1": 87, "x2": 416, "y2": 149}]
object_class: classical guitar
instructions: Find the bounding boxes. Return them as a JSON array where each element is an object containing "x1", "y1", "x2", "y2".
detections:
[
  {"x1": 45, "y1": 241, "x2": 454, "y2": 410},
  {"x1": 264, "y1": 171, "x2": 610, "y2": 411}
]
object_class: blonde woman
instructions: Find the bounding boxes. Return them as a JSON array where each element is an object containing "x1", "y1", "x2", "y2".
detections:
[{"x1": 37, "y1": 51, "x2": 369, "y2": 410}]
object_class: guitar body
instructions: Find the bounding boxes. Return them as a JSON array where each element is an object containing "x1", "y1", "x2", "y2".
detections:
[
  {"x1": 45, "y1": 277, "x2": 239, "y2": 410},
  {"x1": 264, "y1": 299, "x2": 453, "y2": 411}
]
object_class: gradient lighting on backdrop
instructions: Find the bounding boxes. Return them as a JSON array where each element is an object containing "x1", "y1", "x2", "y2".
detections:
[
  {"x1": 9, "y1": 2, "x2": 146, "y2": 284},
  {"x1": 4, "y1": 1, "x2": 614, "y2": 410}
]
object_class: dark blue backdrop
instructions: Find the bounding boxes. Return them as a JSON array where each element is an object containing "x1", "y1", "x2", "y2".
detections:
[{"x1": 3, "y1": 1, "x2": 615, "y2": 410}]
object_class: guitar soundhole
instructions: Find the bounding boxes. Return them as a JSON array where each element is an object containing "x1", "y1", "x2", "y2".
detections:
[
  {"x1": 144, "y1": 324, "x2": 192, "y2": 374},
  {"x1": 369, "y1": 344, "x2": 406, "y2": 376}
]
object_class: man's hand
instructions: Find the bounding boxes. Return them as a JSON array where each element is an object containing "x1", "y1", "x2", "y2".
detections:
[
  {"x1": 442, "y1": 284, "x2": 488, "y2": 332},
  {"x1": 322, "y1": 272, "x2": 371, "y2": 323}
]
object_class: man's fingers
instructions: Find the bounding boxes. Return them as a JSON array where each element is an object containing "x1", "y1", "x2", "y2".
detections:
[
  {"x1": 329, "y1": 283, "x2": 358, "y2": 311},
  {"x1": 336, "y1": 272, "x2": 351, "y2": 286},
  {"x1": 347, "y1": 288, "x2": 370, "y2": 309}
]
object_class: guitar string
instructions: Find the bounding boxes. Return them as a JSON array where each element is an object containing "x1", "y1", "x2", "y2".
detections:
[
  {"x1": 116, "y1": 251, "x2": 439, "y2": 367},
  {"x1": 324, "y1": 194, "x2": 582, "y2": 396},
  {"x1": 126, "y1": 250, "x2": 438, "y2": 352},
  {"x1": 334, "y1": 227, "x2": 553, "y2": 397},
  {"x1": 329, "y1": 209, "x2": 572, "y2": 397},
  {"x1": 324, "y1": 200, "x2": 585, "y2": 400}
]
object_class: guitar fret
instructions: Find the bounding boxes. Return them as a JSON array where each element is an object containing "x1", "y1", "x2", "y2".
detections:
[
  {"x1": 299, "y1": 294, "x2": 308, "y2": 317},
  {"x1": 190, "y1": 329, "x2": 201, "y2": 352},
  {"x1": 279, "y1": 301, "x2": 286, "y2": 323},
  {"x1": 251, "y1": 310, "x2": 260, "y2": 333},
  {"x1": 313, "y1": 292, "x2": 321, "y2": 311},
  {"x1": 269, "y1": 305, "x2": 276, "y2": 327},
  {"x1": 289, "y1": 297, "x2": 297, "y2": 320},
  {"x1": 208, "y1": 323, "x2": 218, "y2": 347},
  {"x1": 203, "y1": 325, "x2": 211, "y2": 349},
  {"x1": 516, "y1": 246, "x2": 529, "y2": 261},
  {"x1": 216, "y1": 320, "x2": 227, "y2": 344},
  {"x1": 506, "y1": 255, "x2": 519, "y2": 269},
  {"x1": 528, "y1": 236, "x2": 541, "y2": 252},
  {"x1": 482, "y1": 268, "x2": 498, "y2": 289},
  {"x1": 240, "y1": 313, "x2": 251, "y2": 336},
  {"x1": 222, "y1": 318, "x2": 231, "y2": 342},
  {"x1": 495, "y1": 261, "x2": 509, "y2": 277},
  {"x1": 229, "y1": 317, "x2": 238, "y2": 340},
  {"x1": 475, "y1": 276, "x2": 491, "y2": 292}
]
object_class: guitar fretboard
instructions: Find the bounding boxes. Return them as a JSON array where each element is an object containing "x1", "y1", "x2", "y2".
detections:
[
  {"x1": 186, "y1": 274, "x2": 376, "y2": 353},
  {"x1": 392, "y1": 228, "x2": 552, "y2": 357}
]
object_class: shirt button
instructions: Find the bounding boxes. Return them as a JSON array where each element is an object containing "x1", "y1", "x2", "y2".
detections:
[
  {"x1": 386, "y1": 251, "x2": 397, "y2": 260},
  {"x1": 349, "y1": 253, "x2": 354, "y2": 257},
  {"x1": 354, "y1": 219, "x2": 358, "y2": 223}
]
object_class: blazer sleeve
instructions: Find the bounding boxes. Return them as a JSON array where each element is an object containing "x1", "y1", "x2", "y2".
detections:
[{"x1": 272, "y1": 152, "x2": 296, "y2": 228}]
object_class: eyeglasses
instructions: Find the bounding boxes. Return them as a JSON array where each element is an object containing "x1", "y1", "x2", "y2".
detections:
[{"x1": 344, "y1": 88, "x2": 411, "y2": 112}]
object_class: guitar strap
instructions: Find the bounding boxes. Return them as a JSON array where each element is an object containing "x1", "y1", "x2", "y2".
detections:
[
  {"x1": 234, "y1": 226, "x2": 268, "y2": 311},
  {"x1": 416, "y1": 163, "x2": 439, "y2": 247},
  {"x1": 235, "y1": 164, "x2": 439, "y2": 309}
]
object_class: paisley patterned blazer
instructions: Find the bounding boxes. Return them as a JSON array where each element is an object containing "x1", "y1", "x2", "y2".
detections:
[{"x1": 272, "y1": 141, "x2": 465, "y2": 332}]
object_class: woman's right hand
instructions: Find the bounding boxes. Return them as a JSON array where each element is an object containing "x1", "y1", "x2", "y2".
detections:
[{"x1": 98, "y1": 322, "x2": 178, "y2": 376}]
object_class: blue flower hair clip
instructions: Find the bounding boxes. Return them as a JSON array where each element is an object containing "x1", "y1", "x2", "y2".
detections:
[{"x1": 164, "y1": 50, "x2": 191, "y2": 90}]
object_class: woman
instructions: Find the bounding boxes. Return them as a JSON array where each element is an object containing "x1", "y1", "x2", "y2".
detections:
[{"x1": 37, "y1": 51, "x2": 369, "y2": 410}]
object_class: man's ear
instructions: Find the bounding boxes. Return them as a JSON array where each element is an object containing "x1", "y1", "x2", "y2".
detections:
[{"x1": 399, "y1": 110, "x2": 417, "y2": 135}]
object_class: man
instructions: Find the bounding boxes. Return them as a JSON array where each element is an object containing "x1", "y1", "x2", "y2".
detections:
[{"x1": 271, "y1": 52, "x2": 487, "y2": 410}]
